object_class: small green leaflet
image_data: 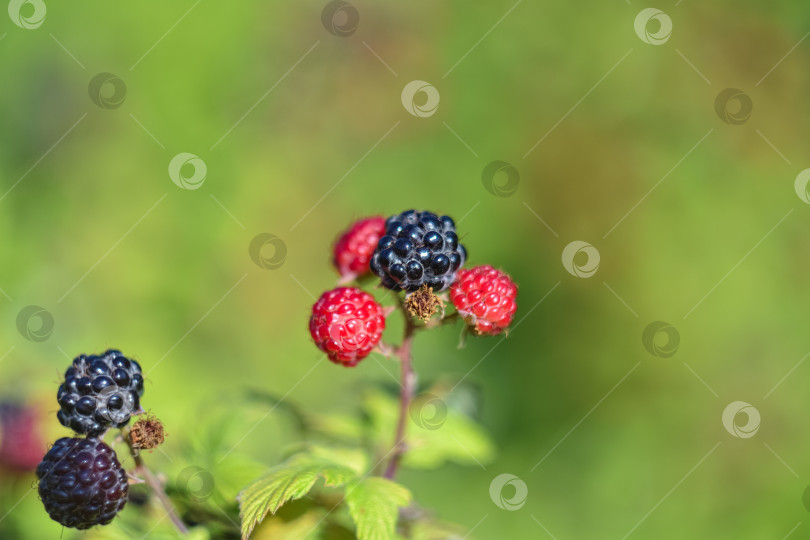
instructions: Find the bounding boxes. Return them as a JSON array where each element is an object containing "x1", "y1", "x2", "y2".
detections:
[
  {"x1": 345, "y1": 477, "x2": 412, "y2": 540},
  {"x1": 238, "y1": 451, "x2": 358, "y2": 539}
]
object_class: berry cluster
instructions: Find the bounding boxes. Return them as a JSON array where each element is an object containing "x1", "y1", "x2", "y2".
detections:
[
  {"x1": 311, "y1": 210, "x2": 518, "y2": 366},
  {"x1": 57, "y1": 350, "x2": 145, "y2": 436},
  {"x1": 36, "y1": 437, "x2": 128, "y2": 529},
  {"x1": 36, "y1": 349, "x2": 147, "y2": 529},
  {"x1": 370, "y1": 210, "x2": 466, "y2": 292}
]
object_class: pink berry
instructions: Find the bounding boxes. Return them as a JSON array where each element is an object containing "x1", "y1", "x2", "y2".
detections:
[
  {"x1": 333, "y1": 216, "x2": 386, "y2": 279},
  {"x1": 309, "y1": 287, "x2": 385, "y2": 366}
]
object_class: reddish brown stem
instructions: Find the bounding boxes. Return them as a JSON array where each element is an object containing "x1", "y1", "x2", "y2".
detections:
[
  {"x1": 124, "y1": 431, "x2": 189, "y2": 535},
  {"x1": 384, "y1": 320, "x2": 417, "y2": 480}
]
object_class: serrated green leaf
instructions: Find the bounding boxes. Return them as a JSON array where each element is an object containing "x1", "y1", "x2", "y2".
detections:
[
  {"x1": 238, "y1": 452, "x2": 358, "y2": 539},
  {"x1": 345, "y1": 477, "x2": 412, "y2": 540}
]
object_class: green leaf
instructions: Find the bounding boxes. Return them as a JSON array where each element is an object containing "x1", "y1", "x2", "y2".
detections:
[
  {"x1": 238, "y1": 450, "x2": 359, "y2": 539},
  {"x1": 363, "y1": 389, "x2": 495, "y2": 470},
  {"x1": 345, "y1": 477, "x2": 412, "y2": 540}
]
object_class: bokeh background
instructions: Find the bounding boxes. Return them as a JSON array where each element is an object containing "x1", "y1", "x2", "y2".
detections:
[{"x1": 2, "y1": 0, "x2": 810, "y2": 538}]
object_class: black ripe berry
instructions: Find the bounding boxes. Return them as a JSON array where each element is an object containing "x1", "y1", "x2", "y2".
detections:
[
  {"x1": 370, "y1": 210, "x2": 466, "y2": 292},
  {"x1": 57, "y1": 350, "x2": 144, "y2": 437},
  {"x1": 36, "y1": 437, "x2": 128, "y2": 529}
]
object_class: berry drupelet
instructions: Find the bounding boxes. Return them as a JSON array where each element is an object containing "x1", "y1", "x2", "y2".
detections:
[
  {"x1": 450, "y1": 265, "x2": 517, "y2": 335},
  {"x1": 36, "y1": 437, "x2": 128, "y2": 529},
  {"x1": 333, "y1": 216, "x2": 386, "y2": 279},
  {"x1": 309, "y1": 287, "x2": 386, "y2": 367},
  {"x1": 57, "y1": 350, "x2": 144, "y2": 437},
  {"x1": 370, "y1": 210, "x2": 466, "y2": 292}
]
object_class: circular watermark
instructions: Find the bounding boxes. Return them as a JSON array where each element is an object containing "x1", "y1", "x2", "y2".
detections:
[
  {"x1": 714, "y1": 88, "x2": 752, "y2": 125},
  {"x1": 482, "y1": 161, "x2": 519, "y2": 198},
  {"x1": 168, "y1": 153, "x2": 207, "y2": 190},
  {"x1": 95, "y1": 386, "x2": 138, "y2": 425},
  {"x1": 634, "y1": 8, "x2": 672, "y2": 45},
  {"x1": 8, "y1": 0, "x2": 46, "y2": 29},
  {"x1": 642, "y1": 321, "x2": 679, "y2": 358},
  {"x1": 561, "y1": 241, "x2": 600, "y2": 278},
  {"x1": 88, "y1": 73, "x2": 127, "y2": 110},
  {"x1": 489, "y1": 473, "x2": 528, "y2": 511},
  {"x1": 722, "y1": 401, "x2": 760, "y2": 439},
  {"x1": 401, "y1": 80, "x2": 440, "y2": 118},
  {"x1": 321, "y1": 0, "x2": 358, "y2": 37},
  {"x1": 409, "y1": 393, "x2": 447, "y2": 430},
  {"x1": 176, "y1": 466, "x2": 216, "y2": 503},
  {"x1": 16, "y1": 305, "x2": 54, "y2": 342},
  {"x1": 794, "y1": 169, "x2": 810, "y2": 204},
  {"x1": 249, "y1": 233, "x2": 287, "y2": 270}
]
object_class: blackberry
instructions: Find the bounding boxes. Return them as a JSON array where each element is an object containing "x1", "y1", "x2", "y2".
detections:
[
  {"x1": 57, "y1": 349, "x2": 144, "y2": 437},
  {"x1": 370, "y1": 210, "x2": 466, "y2": 292},
  {"x1": 36, "y1": 437, "x2": 128, "y2": 529}
]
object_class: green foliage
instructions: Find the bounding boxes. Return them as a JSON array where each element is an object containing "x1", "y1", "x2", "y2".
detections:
[
  {"x1": 363, "y1": 388, "x2": 495, "y2": 470},
  {"x1": 345, "y1": 477, "x2": 412, "y2": 540},
  {"x1": 238, "y1": 447, "x2": 361, "y2": 539}
]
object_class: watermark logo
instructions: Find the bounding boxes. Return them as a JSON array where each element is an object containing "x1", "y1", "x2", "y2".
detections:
[
  {"x1": 176, "y1": 466, "x2": 216, "y2": 503},
  {"x1": 16, "y1": 305, "x2": 54, "y2": 342},
  {"x1": 634, "y1": 8, "x2": 672, "y2": 45},
  {"x1": 562, "y1": 241, "x2": 600, "y2": 278},
  {"x1": 715, "y1": 88, "x2": 752, "y2": 125},
  {"x1": 249, "y1": 233, "x2": 287, "y2": 270},
  {"x1": 642, "y1": 321, "x2": 679, "y2": 358},
  {"x1": 482, "y1": 161, "x2": 519, "y2": 197},
  {"x1": 409, "y1": 393, "x2": 447, "y2": 430},
  {"x1": 794, "y1": 169, "x2": 810, "y2": 204},
  {"x1": 722, "y1": 401, "x2": 760, "y2": 439},
  {"x1": 321, "y1": 0, "x2": 358, "y2": 37},
  {"x1": 401, "y1": 80, "x2": 440, "y2": 118},
  {"x1": 489, "y1": 473, "x2": 528, "y2": 511},
  {"x1": 96, "y1": 385, "x2": 138, "y2": 424},
  {"x1": 169, "y1": 153, "x2": 207, "y2": 190},
  {"x1": 88, "y1": 73, "x2": 127, "y2": 110},
  {"x1": 8, "y1": 0, "x2": 46, "y2": 29}
]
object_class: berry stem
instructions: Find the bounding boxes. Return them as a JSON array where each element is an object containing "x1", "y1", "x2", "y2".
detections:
[
  {"x1": 123, "y1": 430, "x2": 189, "y2": 535},
  {"x1": 384, "y1": 317, "x2": 416, "y2": 480}
]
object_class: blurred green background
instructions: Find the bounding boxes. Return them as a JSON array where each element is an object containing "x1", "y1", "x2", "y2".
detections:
[{"x1": 2, "y1": 0, "x2": 810, "y2": 538}]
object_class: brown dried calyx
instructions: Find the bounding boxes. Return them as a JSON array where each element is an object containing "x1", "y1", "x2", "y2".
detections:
[
  {"x1": 129, "y1": 414, "x2": 166, "y2": 450},
  {"x1": 404, "y1": 285, "x2": 444, "y2": 322}
]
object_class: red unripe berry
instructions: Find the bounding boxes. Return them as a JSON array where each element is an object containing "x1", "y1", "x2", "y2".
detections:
[
  {"x1": 0, "y1": 403, "x2": 46, "y2": 472},
  {"x1": 450, "y1": 265, "x2": 517, "y2": 336},
  {"x1": 333, "y1": 216, "x2": 386, "y2": 279},
  {"x1": 309, "y1": 287, "x2": 385, "y2": 366}
]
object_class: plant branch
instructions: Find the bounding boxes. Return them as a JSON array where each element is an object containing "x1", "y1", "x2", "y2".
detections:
[
  {"x1": 123, "y1": 429, "x2": 189, "y2": 535},
  {"x1": 384, "y1": 317, "x2": 417, "y2": 480}
]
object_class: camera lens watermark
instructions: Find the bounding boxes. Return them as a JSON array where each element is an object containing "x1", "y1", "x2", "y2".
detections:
[
  {"x1": 561, "y1": 241, "x2": 600, "y2": 278},
  {"x1": 714, "y1": 88, "x2": 752, "y2": 125},
  {"x1": 321, "y1": 0, "x2": 358, "y2": 37},
  {"x1": 642, "y1": 321, "x2": 679, "y2": 358},
  {"x1": 176, "y1": 466, "x2": 216, "y2": 503},
  {"x1": 88, "y1": 73, "x2": 127, "y2": 110},
  {"x1": 168, "y1": 153, "x2": 207, "y2": 190},
  {"x1": 8, "y1": 0, "x2": 46, "y2": 29},
  {"x1": 409, "y1": 393, "x2": 447, "y2": 430},
  {"x1": 401, "y1": 80, "x2": 440, "y2": 118},
  {"x1": 489, "y1": 473, "x2": 528, "y2": 511},
  {"x1": 721, "y1": 401, "x2": 760, "y2": 439},
  {"x1": 482, "y1": 161, "x2": 519, "y2": 198},
  {"x1": 249, "y1": 233, "x2": 287, "y2": 270},
  {"x1": 16, "y1": 305, "x2": 54, "y2": 342},
  {"x1": 794, "y1": 169, "x2": 810, "y2": 204},
  {"x1": 634, "y1": 8, "x2": 672, "y2": 45}
]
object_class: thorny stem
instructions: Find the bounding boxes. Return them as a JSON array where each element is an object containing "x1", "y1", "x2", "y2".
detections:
[
  {"x1": 384, "y1": 316, "x2": 417, "y2": 480},
  {"x1": 123, "y1": 429, "x2": 189, "y2": 535}
]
